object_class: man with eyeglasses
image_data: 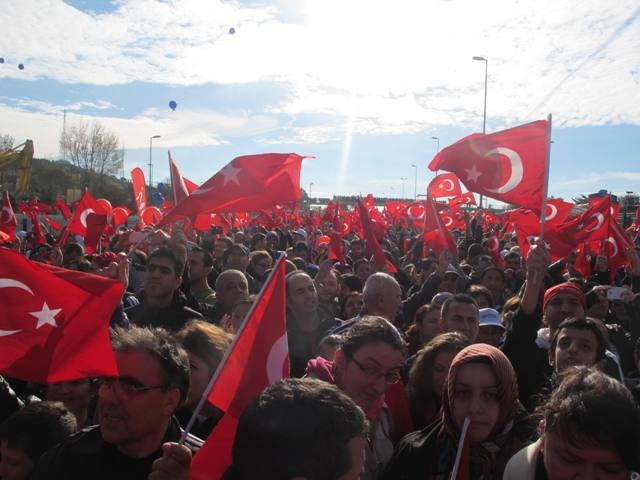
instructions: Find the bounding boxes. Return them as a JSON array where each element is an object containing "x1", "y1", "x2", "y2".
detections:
[{"x1": 31, "y1": 327, "x2": 202, "y2": 480}]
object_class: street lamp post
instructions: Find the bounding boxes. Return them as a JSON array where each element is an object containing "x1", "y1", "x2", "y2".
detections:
[
  {"x1": 411, "y1": 164, "x2": 417, "y2": 200},
  {"x1": 432, "y1": 136, "x2": 440, "y2": 153},
  {"x1": 148, "y1": 135, "x2": 160, "y2": 191},
  {"x1": 400, "y1": 177, "x2": 407, "y2": 198},
  {"x1": 473, "y1": 56, "x2": 488, "y2": 208}
]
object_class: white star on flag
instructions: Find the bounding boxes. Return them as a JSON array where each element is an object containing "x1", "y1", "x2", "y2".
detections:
[
  {"x1": 220, "y1": 163, "x2": 241, "y2": 186},
  {"x1": 465, "y1": 164, "x2": 482, "y2": 183},
  {"x1": 30, "y1": 302, "x2": 61, "y2": 329}
]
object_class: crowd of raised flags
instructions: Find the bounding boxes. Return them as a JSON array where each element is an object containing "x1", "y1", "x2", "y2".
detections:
[{"x1": 0, "y1": 119, "x2": 639, "y2": 479}]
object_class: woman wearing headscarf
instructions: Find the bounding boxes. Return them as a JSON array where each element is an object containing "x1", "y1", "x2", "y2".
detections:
[{"x1": 383, "y1": 344, "x2": 534, "y2": 480}]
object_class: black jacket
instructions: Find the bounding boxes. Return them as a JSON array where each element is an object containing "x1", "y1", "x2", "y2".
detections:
[
  {"x1": 31, "y1": 416, "x2": 202, "y2": 480},
  {"x1": 128, "y1": 291, "x2": 203, "y2": 332}
]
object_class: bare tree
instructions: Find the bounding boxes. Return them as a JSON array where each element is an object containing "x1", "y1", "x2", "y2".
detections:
[
  {"x1": 0, "y1": 133, "x2": 15, "y2": 151},
  {"x1": 60, "y1": 120, "x2": 123, "y2": 194}
]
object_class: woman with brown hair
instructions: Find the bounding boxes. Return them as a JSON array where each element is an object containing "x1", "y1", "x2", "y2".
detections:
[{"x1": 406, "y1": 333, "x2": 470, "y2": 429}]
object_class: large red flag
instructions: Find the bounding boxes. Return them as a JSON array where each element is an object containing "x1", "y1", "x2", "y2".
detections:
[
  {"x1": 161, "y1": 153, "x2": 306, "y2": 226},
  {"x1": 190, "y1": 258, "x2": 289, "y2": 480},
  {"x1": 66, "y1": 192, "x2": 106, "y2": 236},
  {"x1": 169, "y1": 151, "x2": 199, "y2": 205},
  {"x1": 0, "y1": 191, "x2": 18, "y2": 240},
  {"x1": 428, "y1": 173, "x2": 462, "y2": 198},
  {"x1": 130, "y1": 167, "x2": 147, "y2": 217},
  {"x1": 429, "y1": 120, "x2": 548, "y2": 210},
  {"x1": 0, "y1": 250, "x2": 123, "y2": 383}
]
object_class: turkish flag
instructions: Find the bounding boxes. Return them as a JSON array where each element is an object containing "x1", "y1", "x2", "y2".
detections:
[
  {"x1": 429, "y1": 120, "x2": 548, "y2": 210},
  {"x1": 486, "y1": 231, "x2": 505, "y2": 267},
  {"x1": 605, "y1": 220, "x2": 634, "y2": 280},
  {"x1": 556, "y1": 196, "x2": 611, "y2": 245},
  {"x1": 512, "y1": 210, "x2": 575, "y2": 261},
  {"x1": 357, "y1": 200, "x2": 397, "y2": 273},
  {"x1": 448, "y1": 192, "x2": 477, "y2": 210},
  {"x1": 0, "y1": 191, "x2": 17, "y2": 240},
  {"x1": 168, "y1": 151, "x2": 199, "y2": 205},
  {"x1": 0, "y1": 250, "x2": 123, "y2": 383},
  {"x1": 190, "y1": 258, "x2": 289, "y2": 480},
  {"x1": 66, "y1": 192, "x2": 107, "y2": 237},
  {"x1": 405, "y1": 201, "x2": 427, "y2": 229},
  {"x1": 537, "y1": 198, "x2": 574, "y2": 226},
  {"x1": 423, "y1": 195, "x2": 457, "y2": 257},
  {"x1": 130, "y1": 167, "x2": 147, "y2": 217},
  {"x1": 44, "y1": 215, "x2": 62, "y2": 232},
  {"x1": 160, "y1": 153, "x2": 306, "y2": 226},
  {"x1": 428, "y1": 173, "x2": 462, "y2": 198}
]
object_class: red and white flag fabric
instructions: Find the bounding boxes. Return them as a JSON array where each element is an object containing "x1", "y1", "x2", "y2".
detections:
[
  {"x1": 0, "y1": 249, "x2": 123, "y2": 383},
  {"x1": 66, "y1": 191, "x2": 106, "y2": 237},
  {"x1": 556, "y1": 196, "x2": 611, "y2": 246},
  {"x1": 357, "y1": 200, "x2": 397, "y2": 273},
  {"x1": 429, "y1": 120, "x2": 548, "y2": 210},
  {"x1": 169, "y1": 151, "x2": 199, "y2": 205},
  {"x1": 0, "y1": 191, "x2": 17, "y2": 240},
  {"x1": 448, "y1": 192, "x2": 477, "y2": 211},
  {"x1": 130, "y1": 167, "x2": 147, "y2": 217},
  {"x1": 428, "y1": 173, "x2": 462, "y2": 198},
  {"x1": 539, "y1": 198, "x2": 574, "y2": 226},
  {"x1": 160, "y1": 153, "x2": 306, "y2": 226},
  {"x1": 423, "y1": 195, "x2": 457, "y2": 257},
  {"x1": 190, "y1": 258, "x2": 289, "y2": 480}
]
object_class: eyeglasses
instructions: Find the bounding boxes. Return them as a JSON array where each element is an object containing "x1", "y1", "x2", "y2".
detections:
[
  {"x1": 98, "y1": 376, "x2": 168, "y2": 398},
  {"x1": 349, "y1": 356, "x2": 401, "y2": 384}
]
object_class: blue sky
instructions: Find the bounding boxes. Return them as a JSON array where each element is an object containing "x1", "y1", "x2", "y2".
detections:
[{"x1": 1, "y1": 0, "x2": 639, "y2": 207}]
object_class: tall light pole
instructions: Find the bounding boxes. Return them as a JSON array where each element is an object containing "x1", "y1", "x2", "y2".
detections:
[
  {"x1": 431, "y1": 136, "x2": 440, "y2": 153},
  {"x1": 472, "y1": 56, "x2": 488, "y2": 134},
  {"x1": 473, "y1": 56, "x2": 488, "y2": 208},
  {"x1": 411, "y1": 164, "x2": 417, "y2": 200},
  {"x1": 400, "y1": 177, "x2": 407, "y2": 198},
  {"x1": 148, "y1": 135, "x2": 160, "y2": 190}
]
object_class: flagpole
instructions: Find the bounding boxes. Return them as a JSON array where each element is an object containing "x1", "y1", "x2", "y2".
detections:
[
  {"x1": 539, "y1": 113, "x2": 553, "y2": 242},
  {"x1": 178, "y1": 254, "x2": 287, "y2": 444},
  {"x1": 450, "y1": 417, "x2": 470, "y2": 480}
]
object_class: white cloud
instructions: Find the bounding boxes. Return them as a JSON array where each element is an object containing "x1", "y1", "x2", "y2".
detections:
[{"x1": 0, "y1": 0, "x2": 638, "y2": 143}]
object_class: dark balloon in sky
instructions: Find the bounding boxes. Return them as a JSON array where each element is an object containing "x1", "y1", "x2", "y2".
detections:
[
  {"x1": 229, "y1": 27, "x2": 235, "y2": 34},
  {"x1": 169, "y1": 100, "x2": 177, "y2": 110},
  {"x1": 0, "y1": 58, "x2": 4, "y2": 63},
  {"x1": 18, "y1": 64, "x2": 24, "y2": 70}
]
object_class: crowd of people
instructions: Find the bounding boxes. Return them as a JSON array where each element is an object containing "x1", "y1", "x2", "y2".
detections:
[{"x1": 1, "y1": 206, "x2": 640, "y2": 479}]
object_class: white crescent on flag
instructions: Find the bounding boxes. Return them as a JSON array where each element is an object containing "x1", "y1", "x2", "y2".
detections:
[
  {"x1": 604, "y1": 237, "x2": 618, "y2": 257},
  {"x1": 484, "y1": 147, "x2": 524, "y2": 195},
  {"x1": 0, "y1": 278, "x2": 35, "y2": 336},
  {"x1": 545, "y1": 204, "x2": 558, "y2": 221},
  {"x1": 266, "y1": 333, "x2": 289, "y2": 385},
  {"x1": 585, "y1": 212, "x2": 605, "y2": 233},
  {"x1": 80, "y1": 208, "x2": 95, "y2": 228}
]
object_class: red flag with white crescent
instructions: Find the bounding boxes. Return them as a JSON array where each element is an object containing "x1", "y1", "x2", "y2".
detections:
[
  {"x1": 430, "y1": 120, "x2": 548, "y2": 210},
  {"x1": 66, "y1": 192, "x2": 106, "y2": 237},
  {"x1": 428, "y1": 173, "x2": 462, "y2": 198},
  {"x1": 190, "y1": 258, "x2": 289, "y2": 480},
  {"x1": 0, "y1": 249, "x2": 123, "y2": 383}
]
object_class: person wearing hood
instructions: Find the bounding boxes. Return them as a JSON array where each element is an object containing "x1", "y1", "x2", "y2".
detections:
[
  {"x1": 306, "y1": 316, "x2": 408, "y2": 480},
  {"x1": 502, "y1": 242, "x2": 587, "y2": 411},
  {"x1": 383, "y1": 344, "x2": 534, "y2": 480}
]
